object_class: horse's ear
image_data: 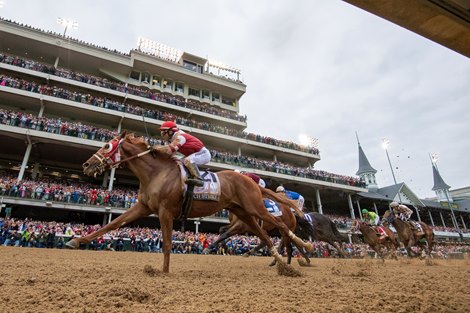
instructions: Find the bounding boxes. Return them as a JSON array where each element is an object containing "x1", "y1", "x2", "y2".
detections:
[{"x1": 119, "y1": 131, "x2": 127, "y2": 139}]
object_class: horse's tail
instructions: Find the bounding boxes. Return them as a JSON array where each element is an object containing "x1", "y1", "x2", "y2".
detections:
[
  {"x1": 330, "y1": 219, "x2": 346, "y2": 243},
  {"x1": 260, "y1": 187, "x2": 304, "y2": 219}
]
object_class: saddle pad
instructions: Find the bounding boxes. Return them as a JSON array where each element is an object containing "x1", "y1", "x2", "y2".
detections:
[
  {"x1": 376, "y1": 226, "x2": 387, "y2": 237},
  {"x1": 263, "y1": 199, "x2": 282, "y2": 217},
  {"x1": 304, "y1": 213, "x2": 314, "y2": 226},
  {"x1": 192, "y1": 171, "x2": 221, "y2": 201}
]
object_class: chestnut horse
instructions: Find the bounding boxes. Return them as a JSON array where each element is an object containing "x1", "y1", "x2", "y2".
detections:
[
  {"x1": 351, "y1": 220, "x2": 399, "y2": 260},
  {"x1": 209, "y1": 193, "x2": 311, "y2": 265},
  {"x1": 382, "y1": 210, "x2": 434, "y2": 257},
  {"x1": 66, "y1": 132, "x2": 312, "y2": 275}
]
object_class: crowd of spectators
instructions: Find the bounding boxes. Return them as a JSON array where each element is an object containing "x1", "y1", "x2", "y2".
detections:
[
  {"x1": 1, "y1": 217, "x2": 468, "y2": 259},
  {"x1": 211, "y1": 149, "x2": 363, "y2": 187},
  {"x1": 0, "y1": 52, "x2": 246, "y2": 122},
  {"x1": 0, "y1": 71, "x2": 320, "y2": 154},
  {"x1": 0, "y1": 108, "x2": 354, "y2": 187},
  {"x1": 0, "y1": 168, "x2": 466, "y2": 234},
  {"x1": 0, "y1": 173, "x2": 138, "y2": 208}
]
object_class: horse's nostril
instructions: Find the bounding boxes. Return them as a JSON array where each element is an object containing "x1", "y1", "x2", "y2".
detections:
[{"x1": 83, "y1": 162, "x2": 89, "y2": 168}]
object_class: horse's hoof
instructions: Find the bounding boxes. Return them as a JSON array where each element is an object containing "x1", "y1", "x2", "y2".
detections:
[
  {"x1": 305, "y1": 242, "x2": 314, "y2": 253},
  {"x1": 269, "y1": 260, "x2": 277, "y2": 267},
  {"x1": 65, "y1": 239, "x2": 79, "y2": 249},
  {"x1": 242, "y1": 253, "x2": 250, "y2": 258}
]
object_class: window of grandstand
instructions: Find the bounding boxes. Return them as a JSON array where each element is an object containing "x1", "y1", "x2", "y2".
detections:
[
  {"x1": 222, "y1": 97, "x2": 235, "y2": 107},
  {"x1": 183, "y1": 60, "x2": 202, "y2": 73},
  {"x1": 212, "y1": 92, "x2": 220, "y2": 102},
  {"x1": 151, "y1": 76, "x2": 161, "y2": 87},
  {"x1": 163, "y1": 79, "x2": 173, "y2": 91},
  {"x1": 189, "y1": 87, "x2": 200, "y2": 98},
  {"x1": 175, "y1": 81, "x2": 184, "y2": 93},
  {"x1": 202, "y1": 90, "x2": 210, "y2": 100},
  {"x1": 141, "y1": 72, "x2": 151, "y2": 84},
  {"x1": 130, "y1": 70, "x2": 140, "y2": 81}
]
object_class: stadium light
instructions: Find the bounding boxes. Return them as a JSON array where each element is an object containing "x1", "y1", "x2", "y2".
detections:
[
  {"x1": 382, "y1": 138, "x2": 402, "y2": 203},
  {"x1": 136, "y1": 37, "x2": 182, "y2": 63},
  {"x1": 57, "y1": 17, "x2": 78, "y2": 37},
  {"x1": 298, "y1": 134, "x2": 319, "y2": 149}
]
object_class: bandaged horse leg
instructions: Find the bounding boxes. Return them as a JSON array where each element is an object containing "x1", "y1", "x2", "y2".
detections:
[{"x1": 288, "y1": 230, "x2": 313, "y2": 252}]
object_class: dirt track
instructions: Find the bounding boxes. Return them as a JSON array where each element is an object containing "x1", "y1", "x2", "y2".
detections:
[{"x1": 0, "y1": 247, "x2": 468, "y2": 313}]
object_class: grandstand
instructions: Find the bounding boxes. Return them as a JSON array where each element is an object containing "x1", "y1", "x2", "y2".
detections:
[{"x1": 0, "y1": 17, "x2": 468, "y2": 239}]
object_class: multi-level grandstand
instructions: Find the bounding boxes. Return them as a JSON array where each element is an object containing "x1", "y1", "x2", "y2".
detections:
[{"x1": 0, "y1": 17, "x2": 468, "y2": 239}]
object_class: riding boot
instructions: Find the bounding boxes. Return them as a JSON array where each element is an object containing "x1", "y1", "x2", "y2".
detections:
[{"x1": 185, "y1": 161, "x2": 204, "y2": 187}]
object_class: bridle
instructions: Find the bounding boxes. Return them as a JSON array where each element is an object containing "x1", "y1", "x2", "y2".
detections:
[{"x1": 88, "y1": 138, "x2": 152, "y2": 176}]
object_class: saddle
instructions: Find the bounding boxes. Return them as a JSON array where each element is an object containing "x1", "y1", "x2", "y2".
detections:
[
  {"x1": 373, "y1": 226, "x2": 388, "y2": 240},
  {"x1": 177, "y1": 163, "x2": 221, "y2": 229}
]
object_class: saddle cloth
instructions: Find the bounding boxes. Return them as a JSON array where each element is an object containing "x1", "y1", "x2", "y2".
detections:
[
  {"x1": 178, "y1": 163, "x2": 221, "y2": 201},
  {"x1": 304, "y1": 213, "x2": 314, "y2": 226},
  {"x1": 376, "y1": 226, "x2": 388, "y2": 237},
  {"x1": 263, "y1": 199, "x2": 282, "y2": 217},
  {"x1": 409, "y1": 220, "x2": 423, "y2": 232}
]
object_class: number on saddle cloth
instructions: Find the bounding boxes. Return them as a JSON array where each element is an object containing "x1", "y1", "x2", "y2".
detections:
[
  {"x1": 263, "y1": 199, "x2": 282, "y2": 217},
  {"x1": 190, "y1": 170, "x2": 221, "y2": 201}
]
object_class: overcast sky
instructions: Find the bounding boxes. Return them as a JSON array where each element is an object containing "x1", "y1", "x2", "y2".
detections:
[{"x1": 1, "y1": 0, "x2": 469, "y2": 198}]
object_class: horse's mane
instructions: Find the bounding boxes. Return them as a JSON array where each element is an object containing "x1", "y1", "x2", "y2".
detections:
[{"x1": 125, "y1": 133, "x2": 150, "y2": 149}]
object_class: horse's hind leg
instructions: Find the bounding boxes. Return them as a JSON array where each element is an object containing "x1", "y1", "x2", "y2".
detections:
[{"x1": 66, "y1": 203, "x2": 151, "y2": 248}]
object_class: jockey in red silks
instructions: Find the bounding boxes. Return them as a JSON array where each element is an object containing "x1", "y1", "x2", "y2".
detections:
[
  {"x1": 153, "y1": 121, "x2": 211, "y2": 186},
  {"x1": 235, "y1": 170, "x2": 266, "y2": 188}
]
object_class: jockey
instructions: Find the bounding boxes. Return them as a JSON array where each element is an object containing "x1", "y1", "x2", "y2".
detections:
[
  {"x1": 154, "y1": 121, "x2": 211, "y2": 186},
  {"x1": 390, "y1": 202, "x2": 413, "y2": 221},
  {"x1": 276, "y1": 186, "x2": 304, "y2": 210},
  {"x1": 235, "y1": 170, "x2": 266, "y2": 188},
  {"x1": 362, "y1": 209, "x2": 380, "y2": 226}
]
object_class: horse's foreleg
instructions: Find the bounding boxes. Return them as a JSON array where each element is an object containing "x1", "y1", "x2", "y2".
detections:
[
  {"x1": 66, "y1": 203, "x2": 151, "y2": 248},
  {"x1": 159, "y1": 210, "x2": 174, "y2": 273}
]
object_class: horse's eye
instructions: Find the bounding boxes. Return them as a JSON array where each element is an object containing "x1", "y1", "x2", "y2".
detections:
[{"x1": 103, "y1": 143, "x2": 112, "y2": 153}]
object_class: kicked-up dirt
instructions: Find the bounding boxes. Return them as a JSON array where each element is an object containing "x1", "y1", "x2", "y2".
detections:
[{"x1": 0, "y1": 246, "x2": 468, "y2": 313}]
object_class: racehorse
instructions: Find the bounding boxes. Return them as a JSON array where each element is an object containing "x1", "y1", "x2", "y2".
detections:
[
  {"x1": 351, "y1": 219, "x2": 399, "y2": 260},
  {"x1": 67, "y1": 132, "x2": 313, "y2": 275},
  {"x1": 209, "y1": 192, "x2": 309, "y2": 265},
  {"x1": 294, "y1": 212, "x2": 349, "y2": 258},
  {"x1": 382, "y1": 210, "x2": 434, "y2": 258},
  {"x1": 213, "y1": 211, "x2": 350, "y2": 266}
]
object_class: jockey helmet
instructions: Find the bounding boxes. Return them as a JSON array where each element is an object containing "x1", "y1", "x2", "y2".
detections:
[
  {"x1": 362, "y1": 209, "x2": 368, "y2": 214},
  {"x1": 234, "y1": 169, "x2": 241, "y2": 173},
  {"x1": 160, "y1": 121, "x2": 178, "y2": 131},
  {"x1": 276, "y1": 186, "x2": 285, "y2": 193},
  {"x1": 389, "y1": 202, "x2": 399, "y2": 208}
]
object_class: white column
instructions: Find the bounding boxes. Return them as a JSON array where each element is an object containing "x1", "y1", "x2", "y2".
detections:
[
  {"x1": 108, "y1": 118, "x2": 122, "y2": 191},
  {"x1": 348, "y1": 194, "x2": 355, "y2": 219},
  {"x1": 428, "y1": 211, "x2": 435, "y2": 227},
  {"x1": 108, "y1": 213, "x2": 112, "y2": 224},
  {"x1": 356, "y1": 200, "x2": 362, "y2": 220},
  {"x1": 373, "y1": 203, "x2": 379, "y2": 215},
  {"x1": 18, "y1": 143, "x2": 33, "y2": 181},
  {"x1": 238, "y1": 146, "x2": 241, "y2": 156},
  {"x1": 194, "y1": 221, "x2": 200, "y2": 234},
  {"x1": 54, "y1": 56, "x2": 60, "y2": 68},
  {"x1": 102, "y1": 214, "x2": 108, "y2": 226},
  {"x1": 460, "y1": 215, "x2": 467, "y2": 230},
  {"x1": 413, "y1": 206, "x2": 422, "y2": 222},
  {"x1": 38, "y1": 102, "x2": 45, "y2": 117},
  {"x1": 439, "y1": 211, "x2": 446, "y2": 227},
  {"x1": 315, "y1": 189, "x2": 323, "y2": 214}
]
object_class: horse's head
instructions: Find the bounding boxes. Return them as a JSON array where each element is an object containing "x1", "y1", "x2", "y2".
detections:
[{"x1": 83, "y1": 132, "x2": 127, "y2": 177}]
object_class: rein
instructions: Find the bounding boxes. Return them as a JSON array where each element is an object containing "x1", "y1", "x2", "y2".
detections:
[{"x1": 110, "y1": 148, "x2": 151, "y2": 168}]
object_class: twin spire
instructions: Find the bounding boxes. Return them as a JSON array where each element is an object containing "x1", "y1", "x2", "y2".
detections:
[{"x1": 355, "y1": 133, "x2": 451, "y2": 200}]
